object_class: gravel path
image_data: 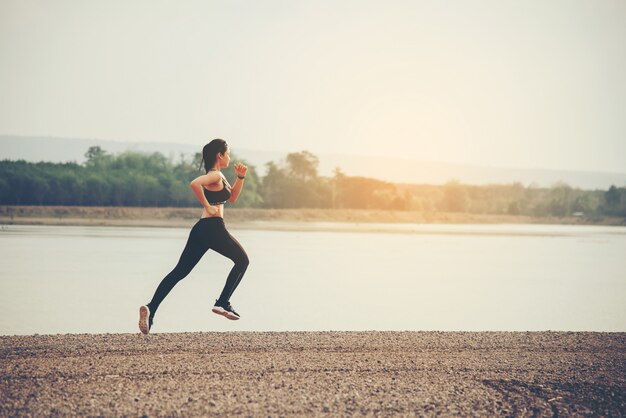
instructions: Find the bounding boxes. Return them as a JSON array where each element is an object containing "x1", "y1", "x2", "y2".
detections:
[{"x1": 1, "y1": 332, "x2": 624, "y2": 416}]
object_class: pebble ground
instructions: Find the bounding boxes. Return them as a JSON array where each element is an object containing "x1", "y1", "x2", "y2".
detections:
[{"x1": 1, "y1": 331, "x2": 624, "y2": 416}]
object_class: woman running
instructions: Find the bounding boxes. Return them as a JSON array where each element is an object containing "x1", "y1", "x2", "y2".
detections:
[{"x1": 139, "y1": 138, "x2": 249, "y2": 334}]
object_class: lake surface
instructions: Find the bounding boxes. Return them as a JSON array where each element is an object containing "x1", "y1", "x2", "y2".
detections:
[{"x1": 1, "y1": 223, "x2": 625, "y2": 335}]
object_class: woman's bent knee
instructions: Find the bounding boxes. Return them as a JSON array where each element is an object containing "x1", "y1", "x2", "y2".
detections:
[{"x1": 237, "y1": 255, "x2": 249, "y2": 269}]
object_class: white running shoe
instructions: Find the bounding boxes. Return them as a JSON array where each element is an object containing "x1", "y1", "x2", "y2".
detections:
[
  {"x1": 138, "y1": 305, "x2": 152, "y2": 334},
  {"x1": 211, "y1": 300, "x2": 241, "y2": 320}
]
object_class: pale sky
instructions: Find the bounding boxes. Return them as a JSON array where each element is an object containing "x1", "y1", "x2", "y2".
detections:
[{"x1": 1, "y1": 0, "x2": 625, "y2": 172}]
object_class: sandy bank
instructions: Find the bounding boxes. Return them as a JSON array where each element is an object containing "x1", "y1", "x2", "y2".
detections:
[
  {"x1": 1, "y1": 331, "x2": 624, "y2": 416},
  {"x1": 1, "y1": 205, "x2": 623, "y2": 230}
]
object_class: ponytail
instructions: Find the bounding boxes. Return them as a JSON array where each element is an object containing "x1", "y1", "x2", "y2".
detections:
[{"x1": 200, "y1": 139, "x2": 228, "y2": 173}]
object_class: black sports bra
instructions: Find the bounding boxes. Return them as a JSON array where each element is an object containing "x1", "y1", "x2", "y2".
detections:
[{"x1": 203, "y1": 174, "x2": 232, "y2": 205}]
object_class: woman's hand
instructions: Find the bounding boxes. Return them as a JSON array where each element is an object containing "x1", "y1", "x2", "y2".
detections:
[
  {"x1": 234, "y1": 162, "x2": 248, "y2": 178},
  {"x1": 201, "y1": 205, "x2": 219, "y2": 218}
]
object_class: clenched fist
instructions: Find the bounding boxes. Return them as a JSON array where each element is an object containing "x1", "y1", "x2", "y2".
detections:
[{"x1": 234, "y1": 162, "x2": 248, "y2": 178}]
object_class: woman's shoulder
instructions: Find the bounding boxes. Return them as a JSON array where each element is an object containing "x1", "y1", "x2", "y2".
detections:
[
  {"x1": 221, "y1": 173, "x2": 232, "y2": 188},
  {"x1": 191, "y1": 171, "x2": 222, "y2": 187}
]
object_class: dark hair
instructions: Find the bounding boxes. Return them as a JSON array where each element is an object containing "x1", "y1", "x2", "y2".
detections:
[{"x1": 200, "y1": 139, "x2": 228, "y2": 173}]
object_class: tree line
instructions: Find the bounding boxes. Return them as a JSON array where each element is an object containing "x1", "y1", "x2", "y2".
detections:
[{"x1": 1, "y1": 146, "x2": 625, "y2": 218}]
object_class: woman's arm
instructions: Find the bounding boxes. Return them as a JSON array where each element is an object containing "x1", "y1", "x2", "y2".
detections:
[
  {"x1": 228, "y1": 178, "x2": 244, "y2": 203},
  {"x1": 228, "y1": 162, "x2": 248, "y2": 203},
  {"x1": 189, "y1": 172, "x2": 222, "y2": 213}
]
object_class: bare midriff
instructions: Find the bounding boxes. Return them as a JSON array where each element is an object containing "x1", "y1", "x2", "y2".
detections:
[
  {"x1": 210, "y1": 204, "x2": 225, "y2": 219},
  {"x1": 201, "y1": 183, "x2": 228, "y2": 219}
]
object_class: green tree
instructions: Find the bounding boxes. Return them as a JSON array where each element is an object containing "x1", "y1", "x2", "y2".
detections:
[
  {"x1": 286, "y1": 151, "x2": 318, "y2": 181},
  {"x1": 547, "y1": 182, "x2": 574, "y2": 217},
  {"x1": 85, "y1": 176, "x2": 108, "y2": 206},
  {"x1": 84, "y1": 146, "x2": 110, "y2": 169},
  {"x1": 439, "y1": 180, "x2": 468, "y2": 212},
  {"x1": 605, "y1": 185, "x2": 620, "y2": 209}
]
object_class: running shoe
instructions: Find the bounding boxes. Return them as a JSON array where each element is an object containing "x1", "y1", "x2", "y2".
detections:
[
  {"x1": 138, "y1": 305, "x2": 153, "y2": 334},
  {"x1": 211, "y1": 300, "x2": 241, "y2": 320}
]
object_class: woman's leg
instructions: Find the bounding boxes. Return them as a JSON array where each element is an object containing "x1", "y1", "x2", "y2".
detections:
[
  {"x1": 146, "y1": 222, "x2": 211, "y2": 317},
  {"x1": 212, "y1": 230, "x2": 249, "y2": 304}
]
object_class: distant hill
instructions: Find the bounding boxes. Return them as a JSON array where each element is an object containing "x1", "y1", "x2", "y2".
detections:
[{"x1": 1, "y1": 135, "x2": 624, "y2": 190}]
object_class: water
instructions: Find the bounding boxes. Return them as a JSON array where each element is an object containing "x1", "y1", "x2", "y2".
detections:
[{"x1": 0, "y1": 223, "x2": 625, "y2": 335}]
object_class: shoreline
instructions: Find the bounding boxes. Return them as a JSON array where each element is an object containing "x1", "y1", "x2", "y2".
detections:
[
  {"x1": 1, "y1": 331, "x2": 624, "y2": 416},
  {"x1": 2, "y1": 205, "x2": 624, "y2": 230}
]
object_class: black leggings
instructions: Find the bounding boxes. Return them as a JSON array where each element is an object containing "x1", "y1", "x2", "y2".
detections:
[{"x1": 146, "y1": 217, "x2": 249, "y2": 317}]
